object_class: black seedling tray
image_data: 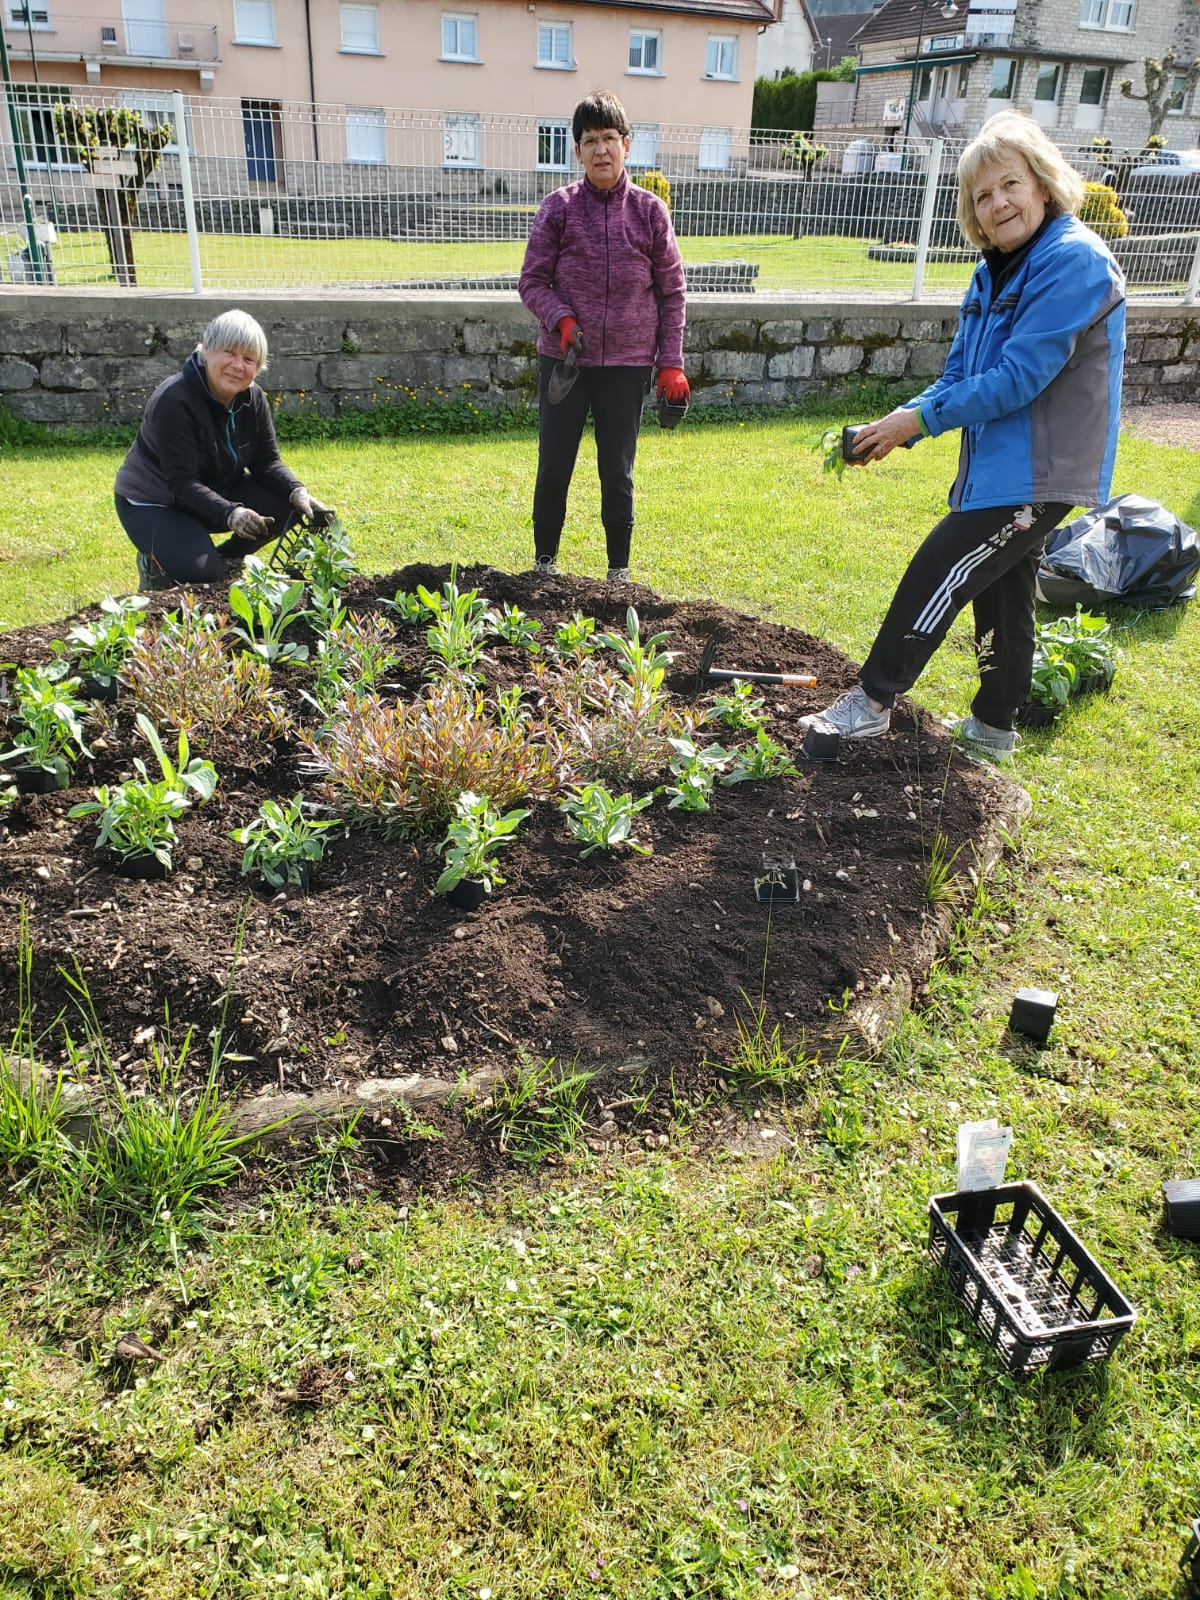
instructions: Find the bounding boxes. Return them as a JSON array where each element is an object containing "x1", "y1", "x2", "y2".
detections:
[
  {"x1": 1181, "y1": 1516, "x2": 1200, "y2": 1594},
  {"x1": 928, "y1": 1181, "x2": 1136, "y2": 1377}
]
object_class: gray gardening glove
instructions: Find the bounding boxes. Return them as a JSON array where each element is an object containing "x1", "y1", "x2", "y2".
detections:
[
  {"x1": 228, "y1": 505, "x2": 274, "y2": 541},
  {"x1": 290, "y1": 486, "x2": 335, "y2": 529}
]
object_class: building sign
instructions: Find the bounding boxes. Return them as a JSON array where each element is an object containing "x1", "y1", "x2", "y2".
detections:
[{"x1": 923, "y1": 33, "x2": 965, "y2": 53}]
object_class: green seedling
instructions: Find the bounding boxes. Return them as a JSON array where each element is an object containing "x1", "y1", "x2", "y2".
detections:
[
  {"x1": 69, "y1": 712, "x2": 218, "y2": 868},
  {"x1": 560, "y1": 782, "x2": 653, "y2": 857},
  {"x1": 0, "y1": 666, "x2": 92, "y2": 788},
  {"x1": 228, "y1": 556, "x2": 309, "y2": 664},
  {"x1": 416, "y1": 567, "x2": 495, "y2": 674},
  {"x1": 490, "y1": 603, "x2": 542, "y2": 651},
  {"x1": 553, "y1": 611, "x2": 598, "y2": 660},
  {"x1": 663, "y1": 736, "x2": 732, "y2": 812},
  {"x1": 51, "y1": 594, "x2": 147, "y2": 688},
  {"x1": 708, "y1": 679, "x2": 767, "y2": 730},
  {"x1": 230, "y1": 793, "x2": 340, "y2": 888},
  {"x1": 722, "y1": 727, "x2": 798, "y2": 784},
  {"x1": 812, "y1": 426, "x2": 846, "y2": 478},
  {"x1": 435, "y1": 789, "x2": 530, "y2": 895}
]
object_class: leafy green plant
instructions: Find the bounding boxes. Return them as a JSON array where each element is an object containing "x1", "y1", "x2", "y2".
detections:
[
  {"x1": 228, "y1": 557, "x2": 309, "y2": 665},
  {"x1": 812, "y1": 426, "x2": 846, "y2": 478},
  {"x1": 924, "y1": 832, "x2": 965, "y2": 905},
  {"x1": 489, "y1": 602, "x2": 542, "y2": 650},
  {"x1": 435, "y1": 789, "x2": 530, "y2": 895},
  {"x1": 0, "y1": 666, "x2": 92, "y2": 787},
  {"x1": 708, "y1": 680, "x2": 767, "y2": 731},
  {"x1": 553, "y1": 611, "x2": 598, "y2": 661},
  {"x1": 305, "y1": 611, "x2": 402, "y2": 718},
  {"x1": 593, "y1": 607, "x2": 677, "y2": 710},
  {"x1": 540, "y1": 657, "x2": 687, "y2": 783},
  {"x1": 415, "y1": 568, "x2": 495, "y2": 674},
  {"x1": 481, "y1": 1052, "x2": 595, "y2": 1166},
  {"x1": 69, "y1": 712, "x2": 218, "y2": 868},
  {"x1": 231, "y1": 794, "x2": 340, "y2": 888},
  {"x1": 1028, "y1": 649, "x2": 1076, "y2": 710},
  {"x1": 51, "y1": 594, "x2": 147, "y2": 688},
  {"x1": 663, "y1": 736, "x2": 732, "y2": 812},
  {"x1": 1036, "y1": 607, "x2": 1117, "y2": 694},
  {"x1": 721, "y1": 727, "x2": 797, "y2": 784},
  {"x1": 389, "y1": 588, "x2": 427, "y2": 625},
  {"x1": 560, "y1": 782, "x2": 653, "y2": 857},
  {"x1": 0, "y1": 907, "x2": 73, "y2": 1187}
]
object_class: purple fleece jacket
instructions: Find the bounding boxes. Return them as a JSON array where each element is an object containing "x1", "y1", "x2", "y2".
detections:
[{"x1": 519, "y1": 170, "x2": 686, "y2": 370}]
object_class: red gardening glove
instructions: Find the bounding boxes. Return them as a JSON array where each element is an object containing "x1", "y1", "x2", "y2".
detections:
[
  {"x1": 656, "y1": 368, "x2": 690, "y2": 404},
  {"x1": 557, "y1": 317, "x2": 584, "y2": 356}
]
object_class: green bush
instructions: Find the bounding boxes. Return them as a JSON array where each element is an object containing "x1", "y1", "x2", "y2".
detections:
[
  {"x1": 1079, "y1": 181, "x2": 1129, "y2": 243},
  {"x1": 630, "y1": 167, "x2": 671, "y2": 213},
  {"x1": 752, "y1": 67, "x2": 849, "y2": 133}
]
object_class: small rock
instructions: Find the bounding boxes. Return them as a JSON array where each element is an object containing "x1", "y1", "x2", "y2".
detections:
[
  {"x1": 440, "y1": 1034, "x2": 458, "y2": 1053},
  {"x1": 657, "y1": 1133, "x2": 668, "y2": 1147},
  {"x1": 802, "y1": 1255, "x2": 824, "y2": 1277},
  {"x1": 705, "y1": 995, "x2": 724, "y2": 1019},
  {"x1": 453, "y1": 926, "x2": 469, "y2": 940},
  {"x1": 35, "y1": 865, "x2": 50, "y2": 880},
  {"x1": 598, "y1": 1120, "x2": 618, "y2": 1138},
  {"x1": 185, "y1": 856, "x2": 203, "y2": 872}
]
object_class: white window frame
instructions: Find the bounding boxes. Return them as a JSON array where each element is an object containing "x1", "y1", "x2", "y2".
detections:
[
  {"x1": 698, "y1": 125, "x2": 733, "y2": 170},
  {"x1": 441, "y1": 12, "x2": 478, "y2": 61},
  {"x1": 1077, "y1": 65, "x2": 1106, "y2": 106},
  {"x1": 1167, "y1": 73, "x2": 1190, "y2": 115},
  {"x1": 444, "y1": 110, "x2": 480, "y2": 167},
  {"x1": 347, "y1": 106, "x2": 386, "y2": 163},
  {"x1": 537, "y1": 21, "x2": 572, "y2": 68},
  {"x1": 537, "y1": 118, "x2": 570, "y2": 170},
  {"x1": 1033, "y1": 62, "x2": 1061, "y2": 102},
  {"x1": 1079, "y1": 0, "x2": 1134, "y2": 30},
  {"x1": 119, "y1": 89, "x2": 185, "y2": 153},
  {"x1": 988, "y1": 57, "x2": 1016, "y2": 99},
  {"x1": 628, "y1": 30, "x2": 661, "y2": 75},
  {"x1": 10, "y1": 84, "x2": 82, "y2": 169},
  {"x1": 705, "y1": 36, "x2": 738, "y2": 80},
  {"x1": 339, "y1": 3, "x2": 380, "y2": 53},
  {"x1": 629, "y1": 122, "x2": 659, "y2": 167},
  {"x1": 232, "y1": 0, "x2": 276, "y2": 46},
  {"x1": 7, "y1": 4, "x2": 50, "y2": 30}
]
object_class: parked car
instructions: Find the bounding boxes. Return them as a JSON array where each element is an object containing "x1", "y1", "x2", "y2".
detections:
[{"x1": 1129, "y1": 149, "x2": 1200, "y2": 179}]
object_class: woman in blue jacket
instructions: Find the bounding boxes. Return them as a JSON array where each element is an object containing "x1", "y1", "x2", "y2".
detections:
[{"x1": 802, "y1": 112, "x2": 1126, "y2": 758}]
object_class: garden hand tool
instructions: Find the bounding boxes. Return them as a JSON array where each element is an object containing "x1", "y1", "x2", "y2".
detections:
[
  {"x1": 114, "y1": 1331, "x2": 165, "y2": 1363},
  {"x1": 696, "y1": 635, "x2": 816, "y2": 691},
  {"x1": 656, "y1": 366, "x2": 690, "y2": 430},
  {"x1": 547, "y1": 342, "x2": 580, "y2": 405}
]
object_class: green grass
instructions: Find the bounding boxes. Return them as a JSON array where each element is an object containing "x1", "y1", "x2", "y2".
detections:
[{"x1": 1, "y1": 416, "x2": 1200, "y2": 1597}]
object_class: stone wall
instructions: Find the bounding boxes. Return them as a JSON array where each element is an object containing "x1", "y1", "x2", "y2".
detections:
[{"x1": 0, "y1": 288, "x2": 1193, "y2": 428}]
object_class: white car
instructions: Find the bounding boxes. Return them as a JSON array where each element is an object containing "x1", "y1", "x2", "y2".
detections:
[{"x1": 1129, "y1": 149, "x2": 1200, "y2": 179}]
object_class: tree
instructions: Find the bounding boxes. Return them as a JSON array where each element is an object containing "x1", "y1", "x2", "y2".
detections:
[
  {"x1": 1119, "y1": 47, "x2": 1200, "y2": 141},
  {"x1": 52, "y1": 104, "x2": 172, "y2": 287}
]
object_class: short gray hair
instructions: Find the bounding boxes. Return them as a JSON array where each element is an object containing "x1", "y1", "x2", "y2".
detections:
[
  {"x1": 956, "y1": 111, "x2": 1085, "y2": 252},
  {"x1": 200, "y1": 309, "x2": 269, "y2": 370}
]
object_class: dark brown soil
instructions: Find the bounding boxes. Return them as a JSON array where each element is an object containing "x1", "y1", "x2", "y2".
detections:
[{"x1": 0, "y1": 564, "x2": 1017, "y2": 1188}]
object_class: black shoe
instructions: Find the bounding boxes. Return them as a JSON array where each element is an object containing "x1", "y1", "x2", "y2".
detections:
[{"x1": 136, "y1": 551, "x2": 172, "y2": 592}]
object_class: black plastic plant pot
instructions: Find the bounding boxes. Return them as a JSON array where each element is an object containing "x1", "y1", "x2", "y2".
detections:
[
  {"x1": 13, "y1": 764, "x2": 62, "y2": 795},
  {"x1": 1161, "y1": 1180, "x2": 1200, "y2": 1242},
  {"x1": 1009, "y1": 985, "x2": 1058, "y2": 1042},
  {"x1": 1075, "y1": 670, "x2": 1115, "y2": 697},
  {"x1": 800, "y1": 721, "x2": 841, "y2": 761},
  {"x1": 446, "y1": 876, "x2": 489, "y2": 912},
  {"x1": 657, "y1": 395, "x2": 689, "y2": 431},
  {"x1": 1181, "y1": 1516, "x2": 1200, "y2": 1594},
  {"x1": 114, "y1": 851, "x2": 171, "y2": 882},
  {"x1": 1016, "y1": 700, "x2": 1059, "y2": 728},
  {"x1": 755, "y1": 853, "x2": 800, "y2": 904},
  {"x1": 81, "y1": 674, "x2": 119, "y2": 703},
  {"x1": 841, "y1": 423, "x2": 870, "y2": 463}
]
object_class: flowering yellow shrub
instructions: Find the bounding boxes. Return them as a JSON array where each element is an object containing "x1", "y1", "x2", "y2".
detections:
[
  {"x1": 630, "y1": 168, "x2": 672, "y2": 213},
  {"x1": 1079, "y1": 181, "x2": 1130, "y2": 243}
]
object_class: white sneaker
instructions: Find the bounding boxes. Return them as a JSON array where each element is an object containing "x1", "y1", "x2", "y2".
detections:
[
  {"x1": 946, "y1": 714, "x2": 1017, "y2": 760},
  {"x1": 531, "y1": 556, "x2": 559, "y2": 575},
  {"x1": 607, "y1": 566, "x2": 632, "y2": 583},
  {"x1": 799, "y1": 686, "x2": 890, "y2": 740}
]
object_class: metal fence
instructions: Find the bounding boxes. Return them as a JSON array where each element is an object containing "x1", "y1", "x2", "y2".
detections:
[{"x1": 2, "y1": 89, "x2": 1198, "y2": 302}]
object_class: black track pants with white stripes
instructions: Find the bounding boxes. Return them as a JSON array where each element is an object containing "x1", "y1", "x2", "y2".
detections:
[{"x1": 858, "y1": 500, "x2": 1071, "y2": 733}]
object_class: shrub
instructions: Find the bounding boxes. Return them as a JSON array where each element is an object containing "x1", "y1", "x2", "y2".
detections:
[
  {"x1": 630, "y1": 167, "x2": 672, "y2": 212},
  {"x1": 1079, "y1": 181, "x2": 1129, "y2": 242}
]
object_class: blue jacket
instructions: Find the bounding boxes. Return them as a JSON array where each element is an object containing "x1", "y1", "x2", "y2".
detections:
[{"x1": 910, "y1": 214, "x2": 1126, "y2": 512}]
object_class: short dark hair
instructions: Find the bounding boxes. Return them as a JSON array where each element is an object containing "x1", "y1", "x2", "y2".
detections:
[{"x1": 572, "y1": 92, "x2": 631, "y2": 146}]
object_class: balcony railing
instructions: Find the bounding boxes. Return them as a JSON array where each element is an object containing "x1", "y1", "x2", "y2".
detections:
[{"x1": 2, "y1": 13, "x2": 219, "y2": 63}]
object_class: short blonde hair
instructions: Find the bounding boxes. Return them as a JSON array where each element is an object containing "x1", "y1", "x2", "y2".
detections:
[
  {"x1": 200, "y1": 309, "x2": 268, "y2": 371},
  {"x1": 956, "y1": 111, "x2": 1085, "y2": 252}
]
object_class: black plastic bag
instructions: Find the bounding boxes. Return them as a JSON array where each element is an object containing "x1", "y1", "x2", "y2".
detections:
[{"x1": 1036, "y1": 494, "x2": 1199, "y2": 609}]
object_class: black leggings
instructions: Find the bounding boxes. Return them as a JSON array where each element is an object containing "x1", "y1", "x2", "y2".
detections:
[
  {"x1": 115, "y1": 480, "x2": 297, "y2": 584},
  {"x1": 532, "y1": 358, "x2": 651, "y2": 569},
  {"x1": 859, "y1": 500, "x2": 1071, "y2": 732}
]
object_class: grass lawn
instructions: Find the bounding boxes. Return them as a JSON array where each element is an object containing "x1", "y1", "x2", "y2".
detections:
[{"x1": 1, "y1": 415, "x2": 1199, "y2": 1598}]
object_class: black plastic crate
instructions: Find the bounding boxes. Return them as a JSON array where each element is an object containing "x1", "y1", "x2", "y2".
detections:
[{"x1": 927, "y1": 1181, "x2": 1136, "y2": 1377}]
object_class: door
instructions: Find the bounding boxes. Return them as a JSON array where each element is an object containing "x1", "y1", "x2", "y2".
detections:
[
  {"x1": 122, "y1": 0, "x2": 169, "y2": 57},
  {"x1": 243, "y1": 100, "x2": 280, "y2": 183}
]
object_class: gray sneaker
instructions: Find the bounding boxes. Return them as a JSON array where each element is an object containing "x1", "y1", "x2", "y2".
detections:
[
  {"x1": 135, "y1": 550, "x2": 172, "y2": 592},
  {"x1": 946, "y1": 714, "x2": 1017, "y2": 760},
  {"x1": 607, "y1": 566, "x2": 632, "y2": 583},
  {"x1": 799, "y1": 685, "x2": 890, "y2": 739},
  {"x1": 531, "y1": 555, "x2": 559, "y2": 576}
]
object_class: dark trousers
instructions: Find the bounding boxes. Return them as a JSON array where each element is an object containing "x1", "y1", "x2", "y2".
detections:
[
  {"x1": 859, "y1": 500, "x2": 1071, "y2": 732},
  {"x1": 115, "y1": 481, "x2": 296, "y2": 584},
  {"x1": 532, "y1": 357, "x2": 651, "y2": 569}
]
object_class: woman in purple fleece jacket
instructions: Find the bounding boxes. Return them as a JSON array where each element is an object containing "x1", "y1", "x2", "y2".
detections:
[{"x1": 519, "y1": 91, "x2": 687, "y2": 583}]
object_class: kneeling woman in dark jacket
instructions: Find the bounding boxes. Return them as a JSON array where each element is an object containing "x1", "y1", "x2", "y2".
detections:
[{"x1": 115, "y1": 308, "x2": 332, "y2": 589}]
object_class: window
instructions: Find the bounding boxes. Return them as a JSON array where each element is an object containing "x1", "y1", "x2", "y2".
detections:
[
  {"x1": 629, "y1": 122, "x2": 659, "y2": 166},
  {"x1": 916, "y1": 66, "x2": 933, "y2": 102},
  {"x1": 537, "y1": 22, "x2": 572, "y2": 68},
  {"x1": 120, "y1": 90, "x2": 184, "y2": 152},
  {"x1": 988, "y1": 58, "x2": 1015, "y2": 98},
  {"x1": 536, "y1": 119, "x2": 570, "y2": 169},
  {"x1": 699, "y1": 126, "x2": 732, "y2": 170},
  {"x1": 444, "y1": 111, "x2": 480, "y2": 166},
  {"x1": 1079, "y1": 0, "x2": 1134, "y2": 28},
  {"x1": 705, "y1": 36, "x2": 737, "y2": 80},
  {"x1": 955, "y1": 63, "x2": 970, "y2": 97},
  {"x1": 348, "y1": 107, "x2": 385, "y2": 163},
  {"x1": 1078, "y1": 66, "x2": 1106, "y2": 105},
  {"x1": 232, "y1": 0, "x2": 275, "y2": 45},
  {"x1": 1034, "y1": 62, "x2": 1060, "y2": 101},
  {"x1": 7, "y1": 5, "x2": 50, "y2": 28},
  {"x1": 1167, "y1": 73, "x2": 1190, "y2": 115},
  {"x1": 441, "y1": 13, "x2": 478, "y2": 60},
  {"x1": 340, "y1": 3, "x2": 380, "y2": 52},
  {"x1": 10, "y1": 84, "x2": 79, "y2": 167},
  {"x1": 628, "y1": 30, "x2": 661, "y2": 74}
]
